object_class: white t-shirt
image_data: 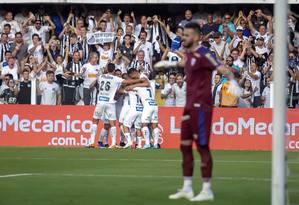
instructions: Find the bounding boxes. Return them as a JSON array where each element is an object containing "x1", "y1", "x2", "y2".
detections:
[
  {"x1": 247, "y1": 71, "x2": 261, "y2": 97},
  {"x1": 1, "y1": 65, "x2": 18, "y2": 81},
  {"x1": 255, "y1": 46, "x2": 269, "y2": 55},
  {"x1": 233, "y1": 58, "x2": 244, "y2": 69},
  {"x1": 53, "y1": 60, "x2": 67, "y2": 76},
  {"x1": 253, "y1": 31, "x2": 271, "y2": 44},
  {"x1": 97, "y1": 73, "x2": 123, "y2": 103},
  {"x1": 28, "y1": 26, "x2": 49, "y2": 44},
  {"x1": 39, "y1": 81, "x2": 61, "y2": 105},
  {"x1": 262, "y1": 86, "x2": 271, "y2": 108},
  {"x1": 210, "y1": 41, "x2": 230, "y2": 60},
  {"x1": 81, "y1": 63, "x2": 101, "y2": 88},
  {"x1": 161, "y1": 83, "x2": 175, "y2": 106},
  {"x1": 172, "y1": 82, "x2": 186, "y2": 107},
  {"x1": 98, "y1": 47, "x2": 113, "y2": 69},
  {"x1": 0, "y1": 20, "x2": 20, "y2": 35},
  {"x1": 133, "y1": 40, "x2": 153, "y2": 64},
  {"x1": 28, "y1": 43, "x2": 44, "y2": 64}
]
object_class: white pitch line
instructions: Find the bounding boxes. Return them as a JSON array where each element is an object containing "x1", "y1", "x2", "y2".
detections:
[
  {"x1": 1, "y1": 157, "x2": 298, "y2": 164},
  {"x1": 0, "y1": 173, "x2": 33, "y2": 178},
  {"x1": 0, "y1": 172, "x2": 298, "y2": 183}
]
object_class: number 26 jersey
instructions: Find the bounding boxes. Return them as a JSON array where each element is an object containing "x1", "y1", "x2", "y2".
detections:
[{"x1": 97, "y1": 74, "x2": 123, "y2": 104}]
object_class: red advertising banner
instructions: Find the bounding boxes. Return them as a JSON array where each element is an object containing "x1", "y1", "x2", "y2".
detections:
[{"x1": 0, "y1": 105, "x2": 298, "y2": 150}]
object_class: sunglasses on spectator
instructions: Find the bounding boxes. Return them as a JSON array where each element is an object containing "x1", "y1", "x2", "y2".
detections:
[{"x1": 35, "y1": 22, "x2": 41, "y2": 25}]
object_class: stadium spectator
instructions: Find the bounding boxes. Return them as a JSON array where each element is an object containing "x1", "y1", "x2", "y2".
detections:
[
  {"x1": 0, "y1": 78, "x2": 18, "y2": 104},
  {"x1": 178, "y1": 9, "x2": 194, "y2": 27},
  {"x1": 38, "y1": 70, "x2": 61, "y2": 105},
  {"x1": 161, "y1": 73, "x2": 176, "y2": 106},
  {"x1": 0, "y1": 5, "x2": 296, "y2": 109},
  {"x1": 172, "y1": 73, "x2": 186, "y2": 107},
  {"x1": 17, "y1": 69, "x2": 31, "y2": 104}
]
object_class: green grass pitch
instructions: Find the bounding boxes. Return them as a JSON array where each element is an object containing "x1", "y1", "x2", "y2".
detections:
[{"x1": 0, "y1": 147, "x2": 298, "y2": 205}]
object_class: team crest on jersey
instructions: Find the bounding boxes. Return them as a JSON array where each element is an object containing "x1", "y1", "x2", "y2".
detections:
[{"x1": 191, "y1": 57, "x2": 196, "y2": 66}]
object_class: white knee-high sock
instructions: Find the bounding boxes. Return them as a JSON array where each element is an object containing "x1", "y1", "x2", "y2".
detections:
[
  {"x1": 141, "y1": 127, "x2": 150, "y2": 145},
  {"x1": 110, "y1": 126, "x2": 117, "y2": 145},
  {"x1": 90, "y1": 124, "x2": 98, "y2": 144},
  {"x1": 153, "y1": 127, "x2": 160, "y2": 146},
  {"x1": 124, "y1": 133, "x2": 132, "y2": 144}
]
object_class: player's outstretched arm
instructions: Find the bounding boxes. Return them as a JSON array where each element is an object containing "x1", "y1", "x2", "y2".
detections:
[
  {"x1": 125, "y1": 78, "x2": 150, "y2": 91},
  {"x1": 121, "y1": 78, "x2": 144, "y2": 86}
]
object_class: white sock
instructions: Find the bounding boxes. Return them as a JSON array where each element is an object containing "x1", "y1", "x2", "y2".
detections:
[
  {"x1": 153, "y1": 127, "x2": 160, "y2": 146},
  {"x1": 90, "y1": 124, "x2": 97, "y2": 144},
  {"x1": 141, "y1": 127, "x2": 150, "y2": 145},
  {"x1": 124, "y1": 133, "x2": 132, "y2": 144},
  {"x1": 137, "y1": 136, "x2": 142, "y2": 147},
  {"x1": 110, "y1": 126, "x2": 117, "y2": 145},
  {"x1": 202, "y1": 181, "x2": 212, "y2": 192},
  {"x1": 98, "y1": 128, "x2": 108, "y2": 143},
  {"x1": 183, "y1": 176, "x2": 193, "y2": 192}
]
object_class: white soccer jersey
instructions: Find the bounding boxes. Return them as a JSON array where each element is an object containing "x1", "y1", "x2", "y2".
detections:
[
  {"x1": 123, "y1": 90, "x2": 144, "y2": 128},
  {"x1": 81, "y1": 63, "x2": 101, "y2": 89},
  {"x1": 97, "y1": 74, "x2": 123, "y2": 104}
]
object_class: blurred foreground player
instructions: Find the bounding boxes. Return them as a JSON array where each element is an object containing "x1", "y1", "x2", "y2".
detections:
[{"x1": 155, "y1": 23, "x2": 238, "y2": 202}]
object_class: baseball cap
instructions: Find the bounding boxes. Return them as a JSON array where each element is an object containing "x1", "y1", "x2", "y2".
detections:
[{"x1": 236, "y1": 26, "x2": 243, "y2": 31}]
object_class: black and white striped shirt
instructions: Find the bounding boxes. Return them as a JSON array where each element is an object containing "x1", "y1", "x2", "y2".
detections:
[
  {"x1": 130, "y1": 59, "x2": 152, "y2": 76},
  {"x1": 60, "y1": 34, "x2": 70, "y2": 58},
  {"x1": 0, "y1": 43, "x2": 11, "y2": 62},
  {"x1": 64, "y1": 61, "x2": 83, "y2": 86}
]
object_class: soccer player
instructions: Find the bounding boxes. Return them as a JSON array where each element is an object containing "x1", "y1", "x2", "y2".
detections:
[
  {"x1": 126, "y1": 68, "x2": 159, "y2": 149},
  {"x1": 122, "y1": 76, "x2": 144, "y2": 149},
  {"x1": 87, "y1": 63, "x2": 145, "y2": 149},
  {"x1": 155, "y1": 23, "x2": 232, "y2": 202}
]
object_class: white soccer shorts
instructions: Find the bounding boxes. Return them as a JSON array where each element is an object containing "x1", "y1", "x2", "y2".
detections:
[
  {"x1": 141, "y1": 106, "x2": 158, "y2": 124},
  {"x1": 123, "y1": 109, "x2": 142, "y2": 128},
  {"x1": 93, "y1": 102, "x2": 117, "y2": 121},
  {"x1": 119, "y1": 105, "x2": 131, "y2": 124}
]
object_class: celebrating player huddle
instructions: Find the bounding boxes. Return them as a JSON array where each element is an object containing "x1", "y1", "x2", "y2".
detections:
[{"x1": 85, "y1": 55, "x2": 159, "y2": 149}]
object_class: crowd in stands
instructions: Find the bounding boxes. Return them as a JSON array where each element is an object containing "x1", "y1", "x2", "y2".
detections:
[{"x1": 0, "y1": 5, "x2": 298, "y2": 108}]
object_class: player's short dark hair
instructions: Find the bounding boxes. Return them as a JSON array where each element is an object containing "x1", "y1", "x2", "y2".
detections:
[
  {"x1": 107, "y1": 63, "x2": 115, "y2": 73},
  {"x1": 4, "y1": 24, "x2": 11, "y2": 28},
  {"x1": 99, "y1": 20, "x2": 107, "y2": 24},
  {"x1": 176, "y1": 73, "x2": 184, "y2": 78},
  {"x1": 140, "y1": 30, "x2": 147, "y2": 36},
  {"x1": 46, "y1": 70, "x2": 55, "y2": 75},
  {"x1": 70, "y1": 33, "x2": 77, "y2": 38},
  {"x1": 4, "y1": 73, "x2": 13, "y2": 79},
  {"x1": 32, "y1": 33, "x2": 40, "y2": 40},
  {"x1": 115, "y1": 69, "x2": 122, "y2": 73},
  {"x1": 23, "y1": 69, "x2": 30, "y2": 74},
  {"x1": 15, "y1": 32, "x2": 22, "y2": 37},
  {"x1": 127, "y1": 68, "x2": 138, "y2": 75},
  {"x1": 184, "y1": 22, "x2": 202, "y2": 34},
  {"x1": 5, "y1": 51, "x2": 12, "y2": 55}
]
